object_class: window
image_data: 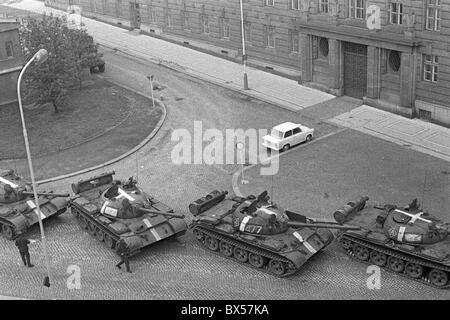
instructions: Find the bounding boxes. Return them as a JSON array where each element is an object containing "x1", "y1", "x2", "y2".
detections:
[
  {"x1": 426, "y1": 0, "x2": 440, "y2": 31},
  {"x1": 182, "y1": 11, "x2": 189, "y2": 29},
  {"x1": 312, "y1": 36, "x2": 319, "y2": 59},
  {"x1": 5, "y1": 41, "x2": 13, "y2": 58},
  {"x1": 291, "y1": 0, "x2": 301, "y2": 10},
  {"x1": 221, "y1": 18, "x2": 230, "y2": 39},
  {"x1": 265, "y1": 26, "x2": 275, "y2": 48},
  {"x1": 320, "y1": 0, "x2": 329, "y2": 13},
  {"x1": 284, "y1": 130, "x2": 293, "y2": 138},
  {"x1": 167, "y1": 14, "x2": 172, "y2": 27},
  {"x1": 201, "y1": 15, "x2": 209, "y2": 34},
  {"x1": 289, "y1": 30, "x2": 299, "y2": 53},
  {"x1": 389, "y1": 2, "x2": 403, "y2": 24},
  {"x1": 348, "y1": 0, "x2": 365, "y2": 19},
  {"x1": 319, "y1": 38, "x2": 329, "y2": 57},
  {"x1": 148, "y1": 6, "x2": 156, "y2": 23},
  {"x1": 244, "y1": 22, "x2": 252, "y2": 42},
  {"x1": 266, "y1": 0, "x2": 275, "y2": 6},
  {"x1": 423, "y1": 55, "x2": 438, "y2": 82},
  {"x1": 293, "y1": 127, "x2": 301, "y2": 135}
]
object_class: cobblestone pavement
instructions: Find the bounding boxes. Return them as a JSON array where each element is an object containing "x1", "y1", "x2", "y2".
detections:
[{"x1": 0, "y1": 48, "x2": 449, "y2": 300}]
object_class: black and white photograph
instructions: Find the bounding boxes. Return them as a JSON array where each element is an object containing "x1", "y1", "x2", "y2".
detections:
[{"x1": 0, "y1": 0, "x2": 449, "y2": 308}]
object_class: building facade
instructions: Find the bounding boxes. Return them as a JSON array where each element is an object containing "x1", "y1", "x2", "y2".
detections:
[
  {"x1": 0, "y1": 22, "x2": 22, "y2": 106},
  {"x1": 48, "y1": 0, "x2": 450, "y2": 125}
]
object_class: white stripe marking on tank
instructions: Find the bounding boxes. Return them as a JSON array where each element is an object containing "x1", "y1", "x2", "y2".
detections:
[
  {"x1": 293, "y1": 231, "x2": 316, "y2": 254},
  {"x1": 100, "y1": 201, "x2": 109, "y2": 214},
  {"x1": 239, "y1": 216, "x2": 251, "y2": 232},
  {"x1": 27, "y1": 200, "x2": 46, "y2": 220},
  {"x1": 397, "y1": 226, "x2": 406, "y2": 242},
  {"x1": 0, "y1": 177, "x2": 18, "y2": 188},
  {"x1": 115, "y1": 188, "x2": 135, "y2": 201},
  {"x1": 143, "y1": 218, "x2": 161, "y2": 241}
]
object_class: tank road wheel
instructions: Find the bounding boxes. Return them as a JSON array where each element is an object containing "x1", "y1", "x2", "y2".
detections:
[
  {"x1": 87, "y1": 221, "x2": 96, "y2": 235},
  {"x1": 233, "y1": 247, "x2": 248, "y2": 263},
  {"x1": 104, "y1": 234, "x2": 116, "y2": 249},
  {"x1": 193, "y1": 229, "x2": 204, "y2": 242},
  {"x1": 248, "y1": 253, "x2": 266, "y2": 268},
  {"x1": 340, "y1": 238, "x2": 353, "y2": 250},
  {"x1": 268, "y1": 260, "x2": 286, "y2": 276},
  {"x1": 2, "y1": 225, "x2": 15, "y2": 240},
  {"x1": 429, "y1": 269, "x2": 448, "y2": 287},
  {"x1": 205, "y1": 236, "x2": 219, "y2": 251},
  {"x1": 219, "y1": 241, "x2": 233, "y2": 257},
  {"x1": 388, "y1": 256, "x2": 405, "y2": 273},
  {"x1": 404, "y1": 262, "x2": 423, "y2": 279},
  {"x1": 96, "y1": 229, "x2": 105, "y2": 242},
  {"x1": 369, "y1": 250, "x2": 388, "y2": 267},
  {"x1": 353, "y1": 244, "x2": 370, "y2": 261}
]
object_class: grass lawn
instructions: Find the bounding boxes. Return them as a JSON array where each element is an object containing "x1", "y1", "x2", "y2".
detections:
[{"x1": 0, "y1": 77, "x2": 151, "y2": 159}]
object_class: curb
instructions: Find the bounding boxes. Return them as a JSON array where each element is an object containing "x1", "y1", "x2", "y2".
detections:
[{"x1": 36, "y1": 87, "x2": 167, "y2": 185}]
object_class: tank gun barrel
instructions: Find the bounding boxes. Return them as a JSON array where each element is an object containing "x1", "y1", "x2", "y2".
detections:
[
  {"x1": 287, "y1": 221, "x2": 361, "y2": 231},
  {"x1": 20, "y1": 191, "x2": 70, "y2": 198},
  {"x1": 136, "y1": 207, "x2": 185, "y2": 219}
]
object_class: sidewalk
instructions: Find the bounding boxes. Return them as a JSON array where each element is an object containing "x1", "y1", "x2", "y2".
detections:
[
  {"x1": 3, "y1": 0, "x2": 450, "y2": 164},
  {"x1": 329, "y1": 105, "x2": 450, "y2": 163},
  {"x1": 4, "y1": 0, "x2": 334, "y2": 112}
]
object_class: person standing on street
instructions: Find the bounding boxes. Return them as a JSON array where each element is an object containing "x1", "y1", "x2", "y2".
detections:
[
  {"x1": 15, "y1": 236, "x2": 34, "y2": 267},
  {"x1": 115, "y1": 240, "x2": 132, "y2": 273}
]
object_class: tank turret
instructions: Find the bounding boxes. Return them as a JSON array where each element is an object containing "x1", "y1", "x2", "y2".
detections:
[{"x1": 334, "y1": 196, "x2": 450, "y2": 288}]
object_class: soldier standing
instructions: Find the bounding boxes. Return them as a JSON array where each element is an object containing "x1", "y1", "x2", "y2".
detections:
[
  {"x1": 15, "y1": 236, "x2": 34, "y2": 267},
  {"x1": 115, "y1": 240, "x2": 132, "y2": 273}
]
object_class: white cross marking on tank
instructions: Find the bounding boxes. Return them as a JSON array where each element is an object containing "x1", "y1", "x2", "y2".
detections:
[
  {"x1": 0, "y1": 177, "x2": 18, "y2": 188},
  {"x1": 114, "y1": 188, "x2": 135, "y2": 201},
  {"x1": 394, "y1": 209, "x2": 431, "y2": 224}
]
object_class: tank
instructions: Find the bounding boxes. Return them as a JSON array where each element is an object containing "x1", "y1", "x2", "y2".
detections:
[
  {"x1": 0, "y1": 169, "x2": 69, "y2": 240},
  {"x1": 69, "y1": 171, "x2": 188, "y2": 256},
  {"x1": 333, "y1": 196, "x2": 450, "y2": 288},
  {"x1": 189, "y1": 190, "x2": 359, "y2": 277}
]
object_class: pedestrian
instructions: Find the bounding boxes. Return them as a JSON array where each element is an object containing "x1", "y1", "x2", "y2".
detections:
[
  {"x1": 15, "y1": 236, "x2": 34, "y2": 268},
  {"x1": 115, "y1": 240, "x2": 131, "y2": 273}
]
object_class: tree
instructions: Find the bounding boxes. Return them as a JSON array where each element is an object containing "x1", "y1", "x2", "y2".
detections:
[{"x1": 19, "y1": 14, "x2": 101, "y2": 112}]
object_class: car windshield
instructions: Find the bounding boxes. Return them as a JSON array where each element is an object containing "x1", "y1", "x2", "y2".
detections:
[{"x1": 270, "y1": 129, "x2": 283, "y2": 139}]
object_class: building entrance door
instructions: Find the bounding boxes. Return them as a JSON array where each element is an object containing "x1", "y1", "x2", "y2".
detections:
[
  {"x1": 343, "y1": 42, "x2": 367, "y2": 99},
  {"x1": 129, "y1": 2, "x2": 141, "y2": 29}
]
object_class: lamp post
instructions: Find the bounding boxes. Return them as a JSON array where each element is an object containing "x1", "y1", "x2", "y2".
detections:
[
  {"x1": 17, "y1": 48, "x2": 52, "y2": 287},
  {"x1": 239, "y1": 0, "x2": 249, "y2": 90},
  {"x1": 147, "y1": 74, "x2": 155, "y2": 108}
]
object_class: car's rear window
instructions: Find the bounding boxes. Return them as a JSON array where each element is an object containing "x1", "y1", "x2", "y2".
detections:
[{"x1": 270, "y1": 129, "x2": 283, "y2": 139}]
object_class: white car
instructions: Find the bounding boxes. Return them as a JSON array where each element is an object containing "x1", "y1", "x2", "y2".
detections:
[{"x1": 262, "y1": 122, "x2": 314, "y2": 152}]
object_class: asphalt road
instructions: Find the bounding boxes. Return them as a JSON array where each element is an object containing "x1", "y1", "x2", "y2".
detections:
[{"x1": 0, "y1": 48, "x2": 448, "y2": 300}]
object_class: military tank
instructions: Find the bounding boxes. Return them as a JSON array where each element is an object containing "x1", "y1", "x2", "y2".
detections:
[
  {"x1": 189, "y1": 190, "x2": 359, "y2": 277},
  {"x1": 0, "y1": 169, "x2": 69, "y2": 240},
  {"x1": 69, "y1": 171, "x2": 188, "y2": 256},
  {"x1": 333, "y1": 196, "x2": 450, "y2": 288}
]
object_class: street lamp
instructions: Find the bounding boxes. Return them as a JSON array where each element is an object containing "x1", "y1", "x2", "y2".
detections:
[
  {"x1": 147, "y1": 74, "x2": 155, "y2": 108},
  {"x1": 16, "y1": 48, "x2": 52, "y2": 288},
  {"x1": 239, "y1": 0, "x2": 249, "y2": 90}
]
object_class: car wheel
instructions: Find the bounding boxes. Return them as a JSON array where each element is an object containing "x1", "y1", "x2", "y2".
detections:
[
  {"x1": 98, "y1": 64, "x2": 105, "y2": 72},
  {"x1": 306, "y1": 135, "x2": 313, "y2": 142},
  {"x1": 282, "y1": 144, "x2": 290, "y2": 152}
]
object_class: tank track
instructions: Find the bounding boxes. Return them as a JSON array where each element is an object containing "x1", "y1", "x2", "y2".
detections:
[
  {"x1": 192, "y1": 225, "x2": 299, "y2": 278},
  {"x1": 338, "y1": 233, "x2": 450, "y2": 289}
]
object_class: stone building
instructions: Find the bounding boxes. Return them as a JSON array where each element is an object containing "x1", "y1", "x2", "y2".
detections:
[
  {"x1": 47, "y1": 0, "x2": 450, "y2": 125},
  {"x1": 0, "y1": 22, "x2": 22, "y2": 106}
]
